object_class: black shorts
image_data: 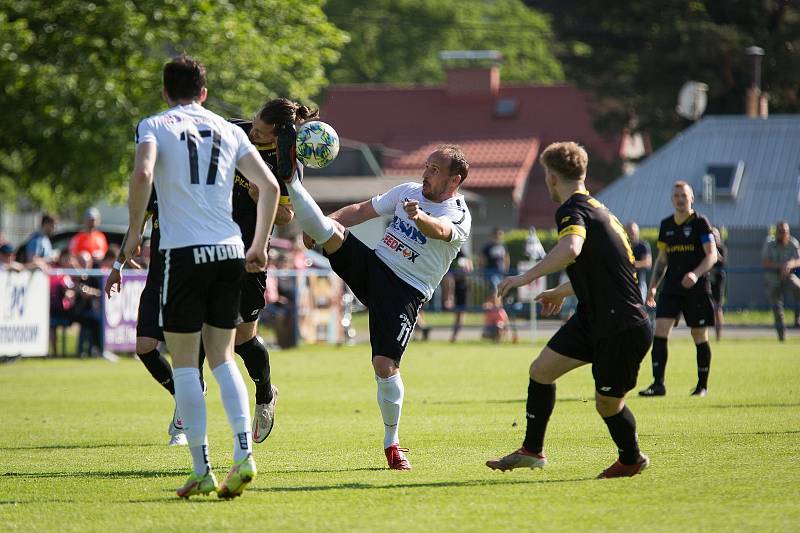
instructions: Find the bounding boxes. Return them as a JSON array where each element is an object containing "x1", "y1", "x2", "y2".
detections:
[
  {"x1": 656, "y1": 291, "x2": 715, "y2": 328},
  {"x1": 547, "y1": 312, "x2": 652, "y2": 398},
  {"x1": 136, "y1": 283, "x2": 164, "y2": 341},
  {"x1": 161, "y1": 244, "x2": 245, "y2": 333},
  {"x1": 239, "y1": 271, "x2": 267, "y2": 323},
  {"x1": 326, "y1": 234, "x2": 425, "y2": 364}
]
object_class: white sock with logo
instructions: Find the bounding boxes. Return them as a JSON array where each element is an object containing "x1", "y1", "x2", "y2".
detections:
[
  {"x1": 212, "y1": 360, "x2": 252, "y2": 462},
  {"x1": 286, "y1": 176, "x2": 336, "y2": 244},
  {"x1": 376, "y1": 373, "x2": 404, "y2": 448},
  {"x1": 173, "y1": 367, "x2": 210, "y2": 475}
]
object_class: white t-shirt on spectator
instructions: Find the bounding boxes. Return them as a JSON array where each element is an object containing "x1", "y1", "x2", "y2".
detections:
[
  {"x1": 136, "y1": 103, "x2": 258, "y2": 250},
  {"x1": 372, "y1": 182, "x2": 471, "y2": 300}
]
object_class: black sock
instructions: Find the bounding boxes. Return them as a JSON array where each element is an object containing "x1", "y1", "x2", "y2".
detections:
[
  {"x1": 652, "y1": 336, "x2": 668, "y2": 385},
  {"x1": 138, "y1": 349, "x2": 174, "y2": 394},
  {"x1": 603, "y1": 405, "x2": 641, "y2": 465},
  {"x1": 696, "y1": 341, "x2": 711, "y2": 388},
  {"x1": 522, "y1": 379, "x2": 556, "y2": 454},
  {"x1": 235, "y1": 336, "x2": 273, "y2": 404},
  {"x1": 197, "y1": 342, "x2": 207, "y2": 391}
]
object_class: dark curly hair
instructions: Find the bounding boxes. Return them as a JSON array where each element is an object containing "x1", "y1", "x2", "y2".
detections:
[{"x1": 257, "y1": 98, "x2": 319, "y2": 127}]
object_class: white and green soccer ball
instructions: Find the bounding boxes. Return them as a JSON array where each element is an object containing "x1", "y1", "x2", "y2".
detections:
[{"x1": 296, "y1": 120, "x2": 340, "y2": 169}]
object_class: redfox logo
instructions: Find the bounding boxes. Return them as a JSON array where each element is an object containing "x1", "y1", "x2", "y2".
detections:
[{"x1": 382, "y1": 233, "x2": 421, "y2": 263}]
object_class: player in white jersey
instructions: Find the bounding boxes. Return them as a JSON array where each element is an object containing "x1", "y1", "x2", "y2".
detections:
[
  {"x1": 122, "y1": 55, "x2": 280, "y2": 499},
  {"x1": 277, "y1": 142, "x2": 471, "y2": 469}
]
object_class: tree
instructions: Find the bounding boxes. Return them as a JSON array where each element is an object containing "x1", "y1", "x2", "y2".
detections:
[
  {"x1": 529, "y1": 0, "x2": 800, "y2": 146},
  {"x1": 0, "y1": 0, "x2": 347, "y2": 211},
  {"x1": 324, "y1": 0, "x2": 563, "y2": 85}
]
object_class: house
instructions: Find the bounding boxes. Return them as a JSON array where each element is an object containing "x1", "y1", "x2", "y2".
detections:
[
  {"x1": 597, "y1": 115, "x2": 800, "y2": 308},
  {"x1": 320, "y1": 54, "x2": 627, "y2": 247}
]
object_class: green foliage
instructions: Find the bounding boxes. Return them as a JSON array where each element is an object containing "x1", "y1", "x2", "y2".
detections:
[
  {"x1": 532, "y1": 0, "x2": 800, "y2": 147},
  {"x1": 324, "y1": 0, "x2": 563, "y2": 85},
  {"x1": 0, "y1": 0, "x2": 347, "y2": 211},
  {"x1": 1, "y1": 340, "x2": 799, "y2": 529}
]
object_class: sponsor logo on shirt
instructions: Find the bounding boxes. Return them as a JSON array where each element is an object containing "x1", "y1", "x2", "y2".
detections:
[
  {"x1": 389, "y1": 215, "x2": 427, "y2": 245},
  {"x1": 192, "y1": 244, "x2": 246, "y2": 264},
  {"x1": 666, "y1": 244, "x2": 695, "y2": 253},
  {"x1": 382, "y1": 232, "x2": 420, "y2": 263}
]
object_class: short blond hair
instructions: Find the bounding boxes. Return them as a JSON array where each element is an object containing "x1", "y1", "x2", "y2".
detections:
[{"x1": 539, "y1": 142, "x2": 588, "y2": 181}]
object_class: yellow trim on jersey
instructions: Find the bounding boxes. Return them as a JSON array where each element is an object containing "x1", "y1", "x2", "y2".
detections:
[
  {"x1": 657, "y1": 241, "x2": 667, "y2": 251},
  {"x1": 279, "y1": 196, "x2": 292, "y2": 205},
  {"x1": 254, "y1": 142, "x2": 276, "y2": 150},
  {"x1": 559, "y1": 225, "x2": 586, "y2": 240}
]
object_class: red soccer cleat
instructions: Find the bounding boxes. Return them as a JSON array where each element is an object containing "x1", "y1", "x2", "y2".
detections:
[
  {"x1": 384, "y1": 444, "x2": 412, "y2": 470},
  {"x1": 597, "y1": 454, "x2": 650, "y2": 479},
  {"x1": 486, "y1": 447, "x2": 547, "y2": 472}
]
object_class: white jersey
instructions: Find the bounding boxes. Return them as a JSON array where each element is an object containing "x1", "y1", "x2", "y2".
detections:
[
  {"x1": 372, "y1": 183, "x2": 471, "y2": 300},
  {"x1": 136, "y1": 103, "x2": 258, "y2": 250}
]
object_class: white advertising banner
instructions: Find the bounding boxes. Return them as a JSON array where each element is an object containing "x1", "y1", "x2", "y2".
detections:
[{"x1": 0, "y1": 270, "x2": 50, "y2": 356}]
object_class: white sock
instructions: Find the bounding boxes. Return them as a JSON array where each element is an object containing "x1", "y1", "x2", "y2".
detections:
[
  {"x1": 376, "y1": 373, "x2": 404, "y2": 449},
  {"x1": 287, "y1": 177, "x2": 336, "y2": 244},
  {"x1": 174, "y1": 367, "x2": 209, "y2": 475},
  {"x1": 212, "y1": 360, "x2": 252, "y2": 462}
]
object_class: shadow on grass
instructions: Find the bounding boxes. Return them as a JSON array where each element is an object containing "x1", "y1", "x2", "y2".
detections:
[
  {"x1": 426, "y1": 397, "x2": 589, "y2": 406},
  {"x1": 0, "y1": 443, "x2": 162, "y2": 451},
  {"x1": 707, "y1": 403, "x2": 800, "y2": 410},
  {"x1": 2, "y1": 469, "x2": 185, "y2": 479},
  {"x1": 270, "y1": 467, "x2": 385, "y2": 474},
  {"x1": 250, "y1": 476, "x2": 594, "y2": 493}
]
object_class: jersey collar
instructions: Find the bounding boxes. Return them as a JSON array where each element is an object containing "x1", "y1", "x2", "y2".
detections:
[{"x1": 673, "y1": 211, "x2": 695, "y2": 225}]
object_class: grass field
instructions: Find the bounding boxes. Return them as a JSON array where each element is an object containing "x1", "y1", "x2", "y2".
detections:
[{"x1": 1, "y1": 337, "x2": 798, "y2": 531}]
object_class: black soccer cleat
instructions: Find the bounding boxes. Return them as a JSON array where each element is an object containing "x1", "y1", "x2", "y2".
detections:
[
  {"x1": 690, "y1": 385, "x2": 708, "y2": 397},
  {"x1": 638, "y1": 383, "x2": 666, "y2": 397},
  {"x1": 275, "y1": 122, "x2": 297, "y2": 182}
]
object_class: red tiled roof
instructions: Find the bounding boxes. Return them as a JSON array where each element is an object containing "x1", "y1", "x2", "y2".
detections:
[{"x1": 321, "y1": 79, "x2": 620, "y2": 227}]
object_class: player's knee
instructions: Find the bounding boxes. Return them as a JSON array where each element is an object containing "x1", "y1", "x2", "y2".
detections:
[
  {"x1": 372, "y1": 355, "x2": 398, "y2": 379},
  {"x1": 595, "y1": 394, "x2": 624, "y2": 417},
  {"x1": 529, "y1": 357, "x2": 552, "y2": 384},
  {"x1": 690, "y1": 327, "x2": 707, "y2": 343},
  {"x1": 136, "y1": 337, "x2": 159, "y2": 354}
]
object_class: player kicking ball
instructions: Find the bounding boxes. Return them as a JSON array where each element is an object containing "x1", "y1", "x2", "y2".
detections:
[
  {"x1": 486, "y1": 142, "x2": 652, "y2": 478},
  {"x1": 275, "y1": 136, "x2": 471, "y2": 470}
]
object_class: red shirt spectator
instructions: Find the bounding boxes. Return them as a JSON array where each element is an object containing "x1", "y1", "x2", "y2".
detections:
[{"x1": 69, "y1": 207, "x2": 108, "y2": 261}]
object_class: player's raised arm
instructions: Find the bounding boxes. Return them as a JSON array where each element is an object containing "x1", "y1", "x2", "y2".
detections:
[
  {"x1": 237, "y1": 151, "x2": 280, "y2": 272},
  {"x1": 403, "y1": 199, "x2": 453, "y2": 241},
  {"x1": 497, "y1": 234, "x2": 585, "y2": 298},
  {"x1": 328, "y1": 199, "x2": 380, "y2": 228}
]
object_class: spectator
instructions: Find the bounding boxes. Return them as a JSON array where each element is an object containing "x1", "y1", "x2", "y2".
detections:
[
  {"x1": 69, "y1": 207, "x2": 108, "y2": 261},
  {"x1": 49, "y1": 251, "x2": 77, "y2": 355},
  {"x1": 761, "y1": 221, "x2": 800, "y2": 341},
  {"x1": 445, "y1": 249, "x2": 473, "y2": 342},
  {"x1": 24, "y1": 213, "x2": 57, "y2": 264},
  {"x1": 72, "y1": 251, "x2": 103, "y2": 356},
  {"x1": 0, "y1": 243, "x2": 24, "y2": 272},
  {"x1": 481, "y1": 228, "x2": 509, "y2": 290},
  {"x1": 482, "y1": 294, "x2": 509, "y2": 342},
  {"x1": 709, "y1": 227, "x2": 727, "y2": 341},
  {"x1": 625, "y1": 222, "x2": 652, "y2": 304}
]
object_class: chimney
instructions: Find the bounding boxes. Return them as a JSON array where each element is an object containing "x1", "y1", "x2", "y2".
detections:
[
  {"x1": 439, "y1": 50, "x2": 502, "y2": 97},
  {"x1": 745, "y1": 46, "x2": 768, "y2": 119}
]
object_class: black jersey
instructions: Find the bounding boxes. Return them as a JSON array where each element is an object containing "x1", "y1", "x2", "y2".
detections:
[
  {"x1": 555, "y1": 191, "x2": 648, "y2": 337},
  {"x1": 144, "y1": 187, "x2": 163, "y2": 285},
  {"x1": 656, "y1": 212, "x2": 714, "y2": 295},
  {"x1": 229, "y1": 118, "x2": 288, "y2": 248}
]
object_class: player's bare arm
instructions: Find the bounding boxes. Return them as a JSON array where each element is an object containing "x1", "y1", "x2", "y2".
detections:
[
  {"x1": 123, "y1": 142, "x2": 157, "y2": 262},
  {"x1": 329, "y1": 199, "x2": 380, "y2": 228},
  {"x1": 104, "y1": 214, "x2": 149, "y2": 298},
  {"x1": 497, "y1": 235, "x2": 584, "y2": 298},
  {"x1": 237, "y1": 151, "x2": 280, "y2": 272},
  {"x1": 646, "y1": 249, "x2": 668, "y2": 306},
  {"x1": 403, "y1": 199, "x2": 452, "y2": 241},
  {"x1": 683, "y1": 241, "x2": 718, "y2": 288},
  {"x1": 535, "y1": 281, "x2": 574, "y2": 316}
]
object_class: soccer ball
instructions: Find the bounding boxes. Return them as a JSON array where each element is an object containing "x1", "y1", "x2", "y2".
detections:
[{"x1": 296, "y1": 121, "x2": 340, "y2": 169}]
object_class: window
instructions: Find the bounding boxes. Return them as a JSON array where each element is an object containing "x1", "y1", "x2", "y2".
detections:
[
  {"x1": 494, "y1": 98, "x2": 518, "y2": 118},
  {"x1": 704, "y1": 161, "x2": 744, "y2": 200}
]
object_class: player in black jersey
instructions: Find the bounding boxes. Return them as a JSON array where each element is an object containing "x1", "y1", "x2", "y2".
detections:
[
  {"x1": 228, "y1": 98, "x2": 319, "y2": 443},
  {"x1": 105, "y1": 187, "x2": 206, "y2": 446},
  {"x1": 639, "y1": 181, "x2": 718, "y2": 398},
  {"x1": 486, "y1": 142, "x2": 652, "y2": 479}
]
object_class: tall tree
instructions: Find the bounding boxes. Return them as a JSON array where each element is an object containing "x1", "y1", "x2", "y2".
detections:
[
  {"x1": 324, "y1": 0, "x2": 563, "y2": 85},
  {"x1": 529, "y1": 0, "x2": 800, "y2": 146},
  {"x1": 0, "y1": 0, "x2": 347, "y2": 211}
]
